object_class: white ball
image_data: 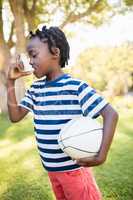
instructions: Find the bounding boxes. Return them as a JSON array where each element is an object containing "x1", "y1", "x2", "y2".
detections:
[{"x1": 58, "y1": 116, "x2": 103, "y2": 159}]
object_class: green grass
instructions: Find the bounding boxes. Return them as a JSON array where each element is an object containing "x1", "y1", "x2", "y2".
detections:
[
  {"x1": 0, "y1": 115, "x2": 54, "y2": 200},
  {"x1": 94, "y1": 109, "x2": 133, "y2": 200},
  {"x1": 0, "y1": 110, "x2": 133, "y2": 200}
]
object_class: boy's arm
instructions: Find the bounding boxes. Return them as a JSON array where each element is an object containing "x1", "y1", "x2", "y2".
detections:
[
  {"x1": 76, "y1": 104, "x2": 119, "y2": 167},
  {"x1": 7, "y1": 56, "x2": 32, "y2": 122},
  {"x1": 97, "y1": 104, "x2": 119, "y2": 162},
  {"x1": 7, "y1": 79, "x2": 29, "y2": 122}
]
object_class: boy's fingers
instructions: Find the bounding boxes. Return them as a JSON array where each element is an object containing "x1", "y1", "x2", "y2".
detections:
[
  {"x1": 76, "y1": 157, "x2": 94, "y2": 163},
  {"x1": 16, "y1": 54, "x2": 24, "y2": 71},
  {"x1": 76, "y1": 157, "x2": 97, "y2": 166},
  {"x1": 76, "y1": 160, "x2": 90, "y2": 167},
  {"x1": 18, "y1": 62, "x2": 24, "y2": 71},
  {"x1": 21, "y1": 71, "x2": 33, "y2": 76}
]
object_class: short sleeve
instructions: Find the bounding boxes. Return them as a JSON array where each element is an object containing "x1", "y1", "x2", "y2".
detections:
[
  {"x1": 78, "y1": 81, "x2": 108, "y2": 118},
  {"x1": 19, "y1": 86, "x2": 34, "y2": 112}
]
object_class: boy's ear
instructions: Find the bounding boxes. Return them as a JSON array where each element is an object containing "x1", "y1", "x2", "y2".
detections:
[{"x1": 52, "y1": 47, "x2": 60, "y2": 58}]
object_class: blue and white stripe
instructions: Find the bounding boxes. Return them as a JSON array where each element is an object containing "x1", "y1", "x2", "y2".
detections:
[{"x1": 19, "y1": 74, "x2": 108, "y2": 172}]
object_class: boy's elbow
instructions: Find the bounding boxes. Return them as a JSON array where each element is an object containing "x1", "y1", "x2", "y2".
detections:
[
  {"x1": 9, "y1": 117, "x2": 20, "y2": 123},
  {"x1": 11, "y1": 119, "x2": 20, "y2": 123},
  {"x1": 101, "y1": 104, "x2": 119, "y2": 122},
  {"x1": 111, "y1": 108, "x2": 119, "y2": 122},
  {"x1": 8, "y1": 112, "x2": 22, "y2": 123},
  {"x1": 8, "y1": 106, "x2": 28, "y2": 123}
]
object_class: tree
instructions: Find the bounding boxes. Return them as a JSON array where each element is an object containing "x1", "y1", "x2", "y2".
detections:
[
  {"x1": 0, "y1": 0, "x2": 132, "y2": 113},
  {"x1": 72, "y1": 42, "x2": 133, "y2": 97}
]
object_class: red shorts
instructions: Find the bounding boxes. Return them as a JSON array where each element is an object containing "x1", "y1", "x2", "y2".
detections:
[{"x1": 48, "y1": 167, "x2": 102, "y2": 200}]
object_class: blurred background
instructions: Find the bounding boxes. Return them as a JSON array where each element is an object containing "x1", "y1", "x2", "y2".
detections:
[{"x1": 0, "y1": 0, "x2": 133, "y2": 200}]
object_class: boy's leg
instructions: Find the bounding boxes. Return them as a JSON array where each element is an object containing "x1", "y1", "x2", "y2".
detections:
[
  {"x1": 48, "y1": 168, "x2": 102, "y2": 200},
  {"x1": 84, "y1": 168, "x2": 102, "y2": 200},
  {"x1": 58, "y1": 168, "x2": 102, "y2": 200},
  {"x1": 48, "y1": 172, "x2": 66, "y2": 200}
]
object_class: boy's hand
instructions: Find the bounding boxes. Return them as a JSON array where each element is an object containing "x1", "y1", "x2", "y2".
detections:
[
  {"x1": 8, "y1": 55, "x2": 32, "y2": 80},
  {"x1": 76, "y1": 105, "x2": 118, "y2": 168},
  {"x1": 75, "y1": 153, "x2": 106, "y2": 167}
]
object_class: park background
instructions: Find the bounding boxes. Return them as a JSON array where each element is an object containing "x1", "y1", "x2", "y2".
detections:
[{"x1": 0, "y1": 0, "x2": 133, "y2": 199}]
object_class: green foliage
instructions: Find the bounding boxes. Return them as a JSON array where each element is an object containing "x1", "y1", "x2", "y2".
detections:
[
  {"x1": 72, "y1": 42, "x2": 133, "y2": 96},
  {"x1": 124, "y1": 0, "x2": 133, "y2": 6},
  {"x1": 111, "y1": 95, "x2": 133, "y2": 111}
]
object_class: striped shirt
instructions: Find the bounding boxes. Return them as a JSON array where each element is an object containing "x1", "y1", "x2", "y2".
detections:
[{"x1": 19, "y1": 73, "x2": 108, "y2": 172}]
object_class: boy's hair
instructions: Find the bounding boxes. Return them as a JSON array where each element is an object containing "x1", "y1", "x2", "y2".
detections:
[{"x1": 29, "y1": 26, "x2": 70, "y2": 68}]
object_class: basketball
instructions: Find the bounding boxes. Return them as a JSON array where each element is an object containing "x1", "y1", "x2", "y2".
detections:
[{"x1": 58, "y1": 116, "x2": 103, "y2": 159}]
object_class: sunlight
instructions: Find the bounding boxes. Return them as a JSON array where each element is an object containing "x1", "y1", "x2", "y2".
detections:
[
  {"x1": 66, "y1": 11, "x2": 133, "y2": 66},
  {"x1": 0, "y1": 137, "x2": 34, "y2": 158},
  {"x1": 107, "y1": 0, "x2": 122, "y2": 7},
  {"x1": 0, "y1": 139, "x2": 11, "y2": 148},
  {"x1": 3, "y1": 1, "x2": 133, "y2": 66},
  {"x1": 2, "y1": 1, "x2": 13, "y2": 41},
  {"x1": 0, "y1": 183, "x2": 8, "y2": 198},
  {"x1": 22, "y1": 157, "x2": 37, "y2": 171}
]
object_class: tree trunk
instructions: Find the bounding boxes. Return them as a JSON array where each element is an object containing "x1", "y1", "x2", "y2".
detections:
[
  {"x1": 8, "y1": 0, "x2": 27, "y2": 107},
  {"x1": 0, "y1": 0, "x2": 11, "y2": 113},
  {"x1": 0, "y1": 0, "x2": 26, "y2": 114},
  {"x1": 9, "y1": 0, "x2": 26, "y2": 52},
  {"x1": 0, "y1": 54, "x2": 10, "y2": 113}
]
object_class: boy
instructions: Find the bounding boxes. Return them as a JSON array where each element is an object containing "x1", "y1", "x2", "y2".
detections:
[{"x1": 7, "y1": 26, "x2": 118, "y2": 200}]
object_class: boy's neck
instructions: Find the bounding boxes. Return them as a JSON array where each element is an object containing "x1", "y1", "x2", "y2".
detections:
[{"x1": 46, "y1": 68, "x2": 64, "y2": 82}]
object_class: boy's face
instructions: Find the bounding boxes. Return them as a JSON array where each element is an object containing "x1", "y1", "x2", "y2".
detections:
[{"x1": 27, "y1": 37, "x2": 58, "y2": 78}]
